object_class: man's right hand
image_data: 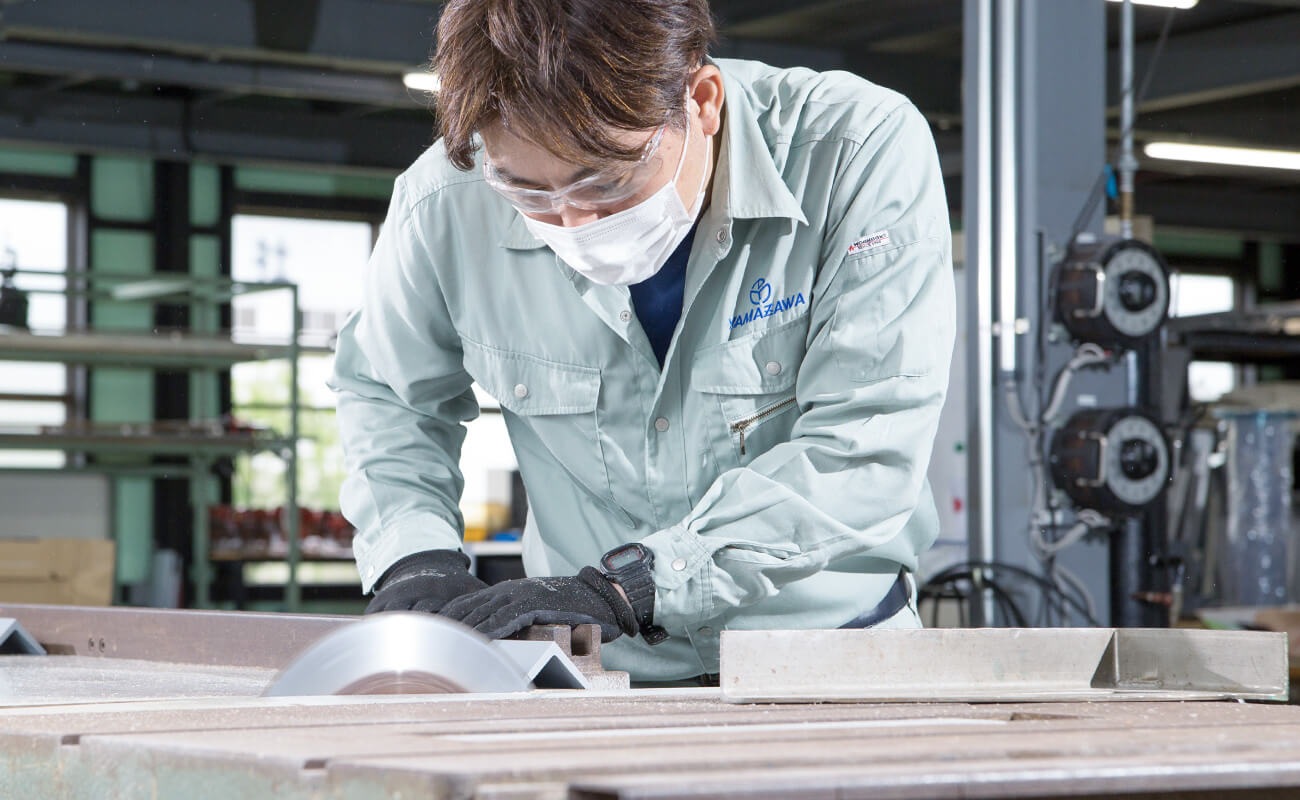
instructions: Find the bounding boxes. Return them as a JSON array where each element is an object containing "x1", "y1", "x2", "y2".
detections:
[{"x1": 364, "y1": 549, "x2": 489, "y2": 614}]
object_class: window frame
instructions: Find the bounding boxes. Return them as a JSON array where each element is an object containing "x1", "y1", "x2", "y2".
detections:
[{"x1": 0, "y1": 169, "x2": 87, "y2": 469}]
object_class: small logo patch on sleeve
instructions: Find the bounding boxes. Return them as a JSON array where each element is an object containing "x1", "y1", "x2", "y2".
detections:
[{"x1": 848, "y1": 231, "x2": 891, "y2": 256}]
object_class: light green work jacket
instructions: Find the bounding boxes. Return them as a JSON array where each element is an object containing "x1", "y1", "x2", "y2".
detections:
[{"x1": 330, "y1": 58, "x2": 955, "y2": 680}]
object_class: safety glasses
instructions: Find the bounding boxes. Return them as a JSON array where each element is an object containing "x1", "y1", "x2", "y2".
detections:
[{"x1": 482, "y1": 124, "x2": 668, "y2": 213}]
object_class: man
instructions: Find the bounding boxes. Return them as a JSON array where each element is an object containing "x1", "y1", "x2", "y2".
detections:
[{"x1": 330, "y1": 0, "x2": 955, "y2": 683}]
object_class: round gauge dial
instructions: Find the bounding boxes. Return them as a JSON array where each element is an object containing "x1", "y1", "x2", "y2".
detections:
[
  {"x1": 1104, "y1": 414, "x2": 1169, "y2": 507},
  {"x1": 1102, "y1": 243, "x2": 1168, "y2": 338}
]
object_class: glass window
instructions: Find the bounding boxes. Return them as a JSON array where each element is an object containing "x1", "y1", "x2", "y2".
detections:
[
  {"x1": 0, "y1": 198, "x2": 70, "y2": 468},
  {"x1": 231, "y1": 214, "x2": 372, "y2": 510},
  {"x1": 1169, "y1": 272, "x2": 1237, "y2": 403},
  {"x1": 1169, "y1": 273, "x2": 1235, "y2": 318},
  {"x1": 229, "y1": 213, "x2": 519, "y2": 527}
]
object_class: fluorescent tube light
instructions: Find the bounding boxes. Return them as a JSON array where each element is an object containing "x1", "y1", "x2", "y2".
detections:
[
  {"x1": 1105, "y1": 0, "x2": 1197, "y2": 8},
  {"x1": 402, "y1": 71, "x2": 441, "y2": 93},
  {"x1": 1144, "y1": 142, "x2": 1300, "y2": 172}
]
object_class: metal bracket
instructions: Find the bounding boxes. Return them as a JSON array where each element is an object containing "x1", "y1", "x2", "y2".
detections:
[
  {"x1": 1075, "y1": 430, "x2": 1110, "y2": 489},
  {"x1": 1070, "y1": 263, "x2": 1108, "y2": 320}
]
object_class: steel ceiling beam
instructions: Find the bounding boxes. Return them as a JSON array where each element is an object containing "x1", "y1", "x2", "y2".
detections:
[
  {"x1": 0, "y1": 41, "x2": 422, "y2": 109},
  {"x1": 0, "y1": 0, "x2": 439, "y2": 71},
  {"x1": 1107, "y1": 12, "x2": 1300, "y2": 114},
  {"x1": 0, "y1": 86, "x2": 432, "y2": 171},
  {"x1": 710, "y1": 0, "x2": 848, "y2": 30},
  {"x1": 1133, "y1": 181, "x2": 1300, "y2": 239}
]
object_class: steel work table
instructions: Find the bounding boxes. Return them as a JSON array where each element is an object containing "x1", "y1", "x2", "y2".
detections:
[
  {"x1": 3, "y1": 604, "x2": 1300, "y2": 799},
  {"x1": 4, "y1": 686, "x2": 1300, "y2": 799}
]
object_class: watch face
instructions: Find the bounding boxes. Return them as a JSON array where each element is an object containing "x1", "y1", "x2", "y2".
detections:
[{"x1": 605, "y1": 546, "x2": 642, "y2": 571}]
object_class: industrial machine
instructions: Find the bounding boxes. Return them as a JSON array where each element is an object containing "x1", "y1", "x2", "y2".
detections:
[{"x1": 1048, "y1": 236, "x2": 1172, "y2": 524}]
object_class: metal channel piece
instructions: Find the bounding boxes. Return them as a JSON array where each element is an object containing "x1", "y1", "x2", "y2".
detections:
[{"x1": 720, "y1": 628, "x2": 1288, "y2": 704}]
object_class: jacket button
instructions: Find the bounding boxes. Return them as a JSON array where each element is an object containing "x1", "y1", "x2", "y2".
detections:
[
  {"x1": 716, "y1": 227, "x2": 729, "y2": 244},
  {"x1": 654, "y1": 417, "x2": 670, "y2": 433},
  {"x1": 619, "y1": 310, "x2": 632, "y2": 322},
  {"x1": 765, "y1": 361, "x2": 782, "y2": 375},
  {"x1": 514, "y1": 384, "x2": 528, "y2": 399},
  {"x1": 671, "y1": 558, "x2": 687, "y2": 571}
]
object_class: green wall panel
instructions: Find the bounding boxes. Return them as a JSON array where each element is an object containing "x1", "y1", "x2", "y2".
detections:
[
  {"x1": 113, "y1": 477, "x2": 152, "y2": 585},
  {"x1": 89, "y1": 228, "x2": 154, "y2": 419},
  {"x1": 0, "y1": 146, "x2": 78, "y2": 177},
  {"x1": 91, "y1": 157, "x2": 154, "y2": 222},
  {"x1": 90, "y1": 163, "x2": 157, "y2": 589},
  {"x1": 234, "y1": 166, "x2": 395, "y2": 200},
  {"x1": 189, "y1": 234, "x2": 221, "y2": 421},
  {"x1": 1260, "y1": 241, "x2": 1284, "y2": 292},
  {"x1": 1153, "y1": 230, "x2": 1244, "y2": 260},
  {"x1": 89, "y1": 370, "x2": 155, "y2": 424},
  {"x1": 90, "y1": 230, "x2": 154, "y2": 327},
  {"x1": 190, "y1": 162, "x2": 221, "y2": 228}
]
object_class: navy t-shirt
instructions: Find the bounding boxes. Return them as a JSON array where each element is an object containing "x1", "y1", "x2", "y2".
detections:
[{"x1": 629, "y1": 226, "x2": 697, "y2": 367}]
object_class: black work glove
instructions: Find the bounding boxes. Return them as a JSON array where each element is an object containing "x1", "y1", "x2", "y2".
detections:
[
  {"x1": 438, "y1": 566, "x2": 638, "y2": 643},
  {"x1": 364, "y1": 549, "x2": 488, "y2": 614}
]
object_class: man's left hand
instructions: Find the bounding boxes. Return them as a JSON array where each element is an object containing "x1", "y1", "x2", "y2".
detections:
[{"x1": 438, "y1": 566, "x2": 639, "y2": 642}]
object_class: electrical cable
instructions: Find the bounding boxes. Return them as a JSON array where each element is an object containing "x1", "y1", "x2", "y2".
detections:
[
  {"x1": 921, "y1": 573, "x2": 1032, "y2": 629},
  {"x1": 1066, "y1": 6, "x2": 1178, "y2": 248},
  {"x1": 928, "y1": 561, "x2": 1102, "y2": 627}
]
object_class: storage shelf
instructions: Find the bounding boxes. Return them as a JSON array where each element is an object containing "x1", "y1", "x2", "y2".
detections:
[
  {"x1": 466, "y1": 540, "x2": 524, "y2": 558},
  {"x1": 0, "y1": 268, "x2": 305, "y2": 611},
  {"x1": 0, "y1": 427, "x2": 291, "y2": 456},
  {"x1": 0, "y1": 328, "x2": 294, "y2": 368},
  {"x1": 211, "y1": 547, "x2": 355, "y2": 563}
]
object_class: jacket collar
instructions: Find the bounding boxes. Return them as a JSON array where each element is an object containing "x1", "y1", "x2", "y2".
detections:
[
  {"x1": 714, "y1": 63, "x2": 808, "y2": 226},
  {"x1": 499, "y1": 209, "x2": 547, "y2": 250}
]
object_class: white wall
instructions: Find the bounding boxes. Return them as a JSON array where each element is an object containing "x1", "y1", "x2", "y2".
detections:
[{"x1": 0, "y1": 474, "x2": 111, "y2": 540}]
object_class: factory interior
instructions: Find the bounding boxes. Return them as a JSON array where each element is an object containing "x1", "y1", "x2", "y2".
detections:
[{"x1": 2, "y1": 0, "x2": 1300, "y2": 797}]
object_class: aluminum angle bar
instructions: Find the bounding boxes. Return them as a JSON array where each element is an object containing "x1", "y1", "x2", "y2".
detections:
[
  {"x1": 495, "y1": 640, "x2": 591, "y2": 690},
  {"x1": 0, "y1": 619, "x2": 45, "y2": 655},
  {"x1": 262, "y1": 614, "x2": 591, "y2": 696},
  {"x1": 720, "y1": 628, "x2": 1288, "y2": 704}
]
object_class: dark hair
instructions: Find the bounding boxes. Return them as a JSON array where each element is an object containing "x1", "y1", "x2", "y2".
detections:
[{"x1": 434, "y1": 0, "x2": 715, "y2": 171}]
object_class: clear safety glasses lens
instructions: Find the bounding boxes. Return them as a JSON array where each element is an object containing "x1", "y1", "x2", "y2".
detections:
[
  {"x1": 483, "y1": 157, "x2": 662, "y2": 213},
  {"x1": 481, "y1": 124, "x2": 669, "y2": 213}
]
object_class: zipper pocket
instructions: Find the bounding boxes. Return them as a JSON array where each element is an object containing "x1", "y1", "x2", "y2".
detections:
[{"x1": 730, "y1": 396, "x2": 798, "y2": 456}]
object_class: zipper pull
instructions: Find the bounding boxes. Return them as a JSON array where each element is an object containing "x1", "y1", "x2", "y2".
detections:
[{"x1": 738, "y1": 426, "x2": 747, "y2": 456}]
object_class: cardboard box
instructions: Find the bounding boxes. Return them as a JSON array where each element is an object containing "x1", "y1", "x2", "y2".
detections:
[{"x1": 0, "y1": 538, "x2": 115, "y2": 606}]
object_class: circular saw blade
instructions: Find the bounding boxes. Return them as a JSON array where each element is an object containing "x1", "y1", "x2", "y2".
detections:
[{"x1": 262, "y1": 613, "x2": 532, "y2": 697}]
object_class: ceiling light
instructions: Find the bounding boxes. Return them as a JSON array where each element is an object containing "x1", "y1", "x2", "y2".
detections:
[
  {"x1": 402, "y1": 71, "x2": 441, "y2": 93},
  {"x1": 1105, "y1": 0, "x2": 1197, "y2": 8},
  {"x1": 1144, "y1": 142, "x2": 1300, "y2": 172}
]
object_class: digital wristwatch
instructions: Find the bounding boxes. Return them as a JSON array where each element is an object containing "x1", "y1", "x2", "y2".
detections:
[{"x1": 598, "y1": 542, "x2": 669, "y2": 645}]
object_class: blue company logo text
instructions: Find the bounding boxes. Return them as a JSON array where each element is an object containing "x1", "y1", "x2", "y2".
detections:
[{"x1": 731, "y1": 278, "x2": 805, "y2": 330}]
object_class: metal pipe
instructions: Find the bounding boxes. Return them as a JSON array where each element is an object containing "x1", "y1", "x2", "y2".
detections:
[
  {"x1": 1119, "y1": 0, "x2": 1137, "y2": 239},
  {"x1": 965, "y1": 0, "x2": 997, "y2": 625},
  {"x1": 193, "y1": 455, "x2": 213, "y2": 609},
  {"x1": 286, "y1": 284, "x2": 302, "y2": 612},
  {"x1": 996, "y1": 0, "x2": 1019, "y2": 374}
]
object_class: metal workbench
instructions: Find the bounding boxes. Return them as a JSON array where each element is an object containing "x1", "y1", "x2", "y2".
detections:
[{"x1": 4, "y1": 604, "x2": 1300, "y2": 799}]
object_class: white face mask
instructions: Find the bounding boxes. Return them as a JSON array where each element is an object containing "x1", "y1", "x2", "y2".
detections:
[{"x1": 522, "y1": 117, "x2": 711, "y2": 287}]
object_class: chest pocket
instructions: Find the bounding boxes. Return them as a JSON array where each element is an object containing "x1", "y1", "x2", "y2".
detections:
[
  {"x1": 461, "y1": 339, "x2": 616, "y2": 507},
  {"x1": 692, "y1": 315, "x2": 809, "y2": 467}
]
